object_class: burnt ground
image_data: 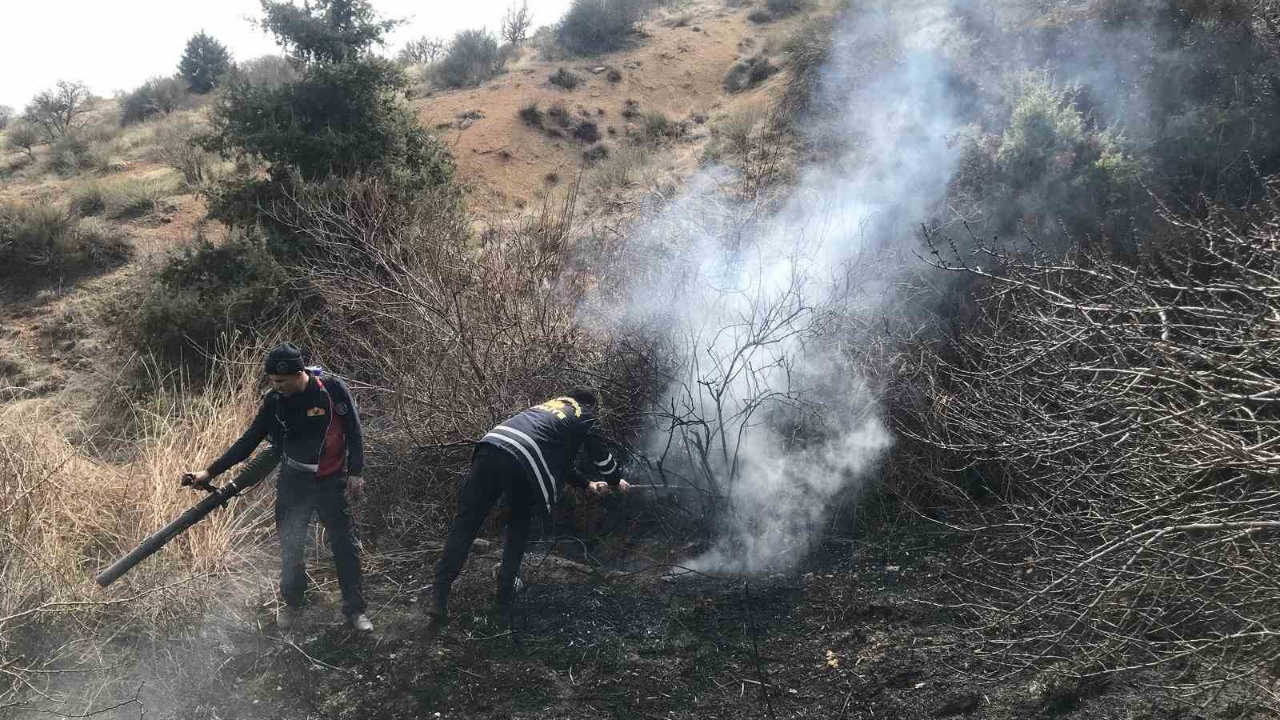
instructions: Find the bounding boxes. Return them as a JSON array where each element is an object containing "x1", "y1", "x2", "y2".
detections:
[{"x1": 149, "y1": 517, "x2": 1234, "y2": 720}]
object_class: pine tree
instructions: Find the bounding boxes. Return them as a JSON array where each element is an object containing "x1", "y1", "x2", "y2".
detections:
[{"x1": 179, "y1": 31, "x2": 232, "y2": 94}]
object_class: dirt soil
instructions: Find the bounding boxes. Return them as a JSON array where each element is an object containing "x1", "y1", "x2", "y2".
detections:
[
  {"x1": 149, "y1": 519, "x2": 1191, "y2": 720},
  {"x1": 414, "y1": 2, "x2": 788, "y2": 214}
]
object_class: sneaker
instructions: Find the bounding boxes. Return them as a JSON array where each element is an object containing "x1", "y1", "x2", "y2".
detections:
[
  {"x1": 277, "y1": 605, "x2": 301, "y2": 631},
  {"x1": 346, "y1": 613, "x2": 374, "y2": 632}
]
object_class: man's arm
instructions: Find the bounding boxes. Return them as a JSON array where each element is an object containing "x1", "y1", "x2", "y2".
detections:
[
  {"x1": 331, "y1": 377, "x2": 364, "y2": 476},
  {"x1": 582, "y1": 414, "x2": 619, "y2": 485},
  {"x1": 205, "y1": 399, "x2": 273, "y2": 479},
  {"x1": 581, "y1": 412, "x2": 630, "y2": 495}
]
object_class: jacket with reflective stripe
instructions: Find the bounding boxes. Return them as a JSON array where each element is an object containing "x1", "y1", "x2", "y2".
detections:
[
  {"x1": 479, "y1": 397, "x2": 618, "y2": 514},
  {"x1": 207, "y1": 373, "x2": 364, "y2": 479}
]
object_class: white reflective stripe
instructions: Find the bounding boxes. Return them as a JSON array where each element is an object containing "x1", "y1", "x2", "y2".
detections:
[
  {"x1": 483, "y1": 432, "x2": 552, "y2": 511},
  {"x1": 283, "y1": 455, "x2": 319, "y2": 472},
  {"x1": 491, "y1": 425, "x2": 560, "y2": 502},
  {"x1": 598, "y1": 459, "x2": 617, "y2": 476},
  {"x1": 594, "y1": 454, "x2": 613, "y2": 467}
]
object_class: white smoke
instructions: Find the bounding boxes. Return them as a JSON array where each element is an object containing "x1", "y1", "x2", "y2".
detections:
[{"x1": 589, "y1": 0, "x2": 971, "y2": 575}]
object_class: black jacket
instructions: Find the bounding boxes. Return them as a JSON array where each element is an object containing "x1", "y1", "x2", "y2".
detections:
[
  {"x1": 480, "y1": 397, "x2": 618, "y2": 515},
  {"x1": 207, "y1": 372, "x2": 364, "y2": 479}
]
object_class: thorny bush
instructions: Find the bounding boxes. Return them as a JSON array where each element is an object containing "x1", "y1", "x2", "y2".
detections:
[
  {"x1": 263, "y1": 176, "x2": 664, "y2": 540},
  {"x1": 911, "y1": 181, "x2": 1280, "y2": 710}
]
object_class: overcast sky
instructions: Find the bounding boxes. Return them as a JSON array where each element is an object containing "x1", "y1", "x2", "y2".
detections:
[{"x1": 0, "y1": 0, "x2": 573, "y2": 111}]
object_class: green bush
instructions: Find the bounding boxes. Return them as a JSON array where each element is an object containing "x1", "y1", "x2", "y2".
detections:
[
  {"x1": 547, "y1": 101, "x2": 573, "y2": 127},
  {"x1": 179, "y1": 31, "x2": 232, "y2": 94},
  {"x1": 0, "y1": 201, "x2": 77, "y2": 273},
  {"x1": 996, "y1": 81, "x2": 1085, "y2": 184},
  {"x1": 49, "y1": 132, "x2": 97, "y2": 175},
  {"x1": 205, "y1": 59, "x2": 453, "y2": 186},
  {"x1": 591, "y1": 144, "x2": 650, "y2": 189},
  {"x1": 723, "y1": 55, "x2": 778, "y2": 92},
  {"x1": 0, "y1": 200, "x2": 130, "y2": 277},
  {"x1": 5, "y1": 121, "x2": 41, "y2": 159},
  {"x1": 0, "y1": 105, "x2": 13, "y2": 130},
  {"x1": 74, "y1": 218, "x2": 133, "y2": 267},
  {"x1": 119, "y1": 76, "x2": 189, "y2": 126},
  {"x1": 518, "y1": 101, "x2": 545, "y2": 127},
  {"x1": 573, "y1": 120, "x2": 601, "y2": 142},
  {"x1": 152, "y1": 117, "x2": 220, "y2": 190},
  {"x1": 550, "y1": 67, "x2": 582, "y2": 89},
  {"x1": 129, "y1": 237, "x2": 295, "y2": 368},
  {"x1": 69, "y1": 177, "x2": 172, "y2": 219},
  {"x1": 640, "y1": 110, "x2": 688, "y2": 144},
  {"x1": 978, "y1": 77, "x2": 1145, "y2": 247},
  {"x1": 436, "y1": 29, "x2": 507, "y2": 88},
  {"x1": 556, "y1": 0, "x2": 649, "y2": 56}
]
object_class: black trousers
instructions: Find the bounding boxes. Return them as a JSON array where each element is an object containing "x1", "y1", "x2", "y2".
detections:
[
  {"x1": 276, "y1": 466, "x2": 366, "y2": 615},
  {"x1": 431, "y1": 444, "x2": 537, "y2": 616}
]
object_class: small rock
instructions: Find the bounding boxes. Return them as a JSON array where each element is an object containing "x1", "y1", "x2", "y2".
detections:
[
  {"x1": 58, "y1": 340, "x2": 75, "y2": 352},
  {"x1": 591, "y1": 66, "x2": 607, "y2": 74}
]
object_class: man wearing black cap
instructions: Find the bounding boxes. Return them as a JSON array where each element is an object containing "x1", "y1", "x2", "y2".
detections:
[
  {"x1": 423, "y1": 388, "x2": 631, "y2": 638},
  {"x1": 184, "y1": 342, "x2": 372, "y2": 633}
]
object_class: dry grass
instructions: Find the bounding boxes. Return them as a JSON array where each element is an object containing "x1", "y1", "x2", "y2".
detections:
[
  {"x1": 591, "y1": 144, "x2": 653, "y2": 190},
  {"x1": 0, "y1": 353, "x2": 274, "y2": 706},
  {"x1": 68, "y1": 175, "x2": 180, "y2": 219}
]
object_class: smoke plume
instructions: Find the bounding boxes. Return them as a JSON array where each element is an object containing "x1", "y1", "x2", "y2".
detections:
[{"x1": 592, "y1": 0, "x2": 972, "y2": 575}]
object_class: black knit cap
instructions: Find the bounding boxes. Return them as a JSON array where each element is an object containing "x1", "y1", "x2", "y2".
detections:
[{"x1": 265, "y1": 342, "x2": 305, "y2": 376}]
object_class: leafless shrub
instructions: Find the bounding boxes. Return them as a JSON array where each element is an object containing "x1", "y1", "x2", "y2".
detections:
[
  {"x1": 23, "y1": 80, "x2": 95, "y2": 142},
  {"x1": 263, "y1": 177, "x2": 663, "y2": 535},
  {"x1": 911, "y1": 184, "x2": 1280, "y2": 710},
  {"x1": 397, "y1": 36, "x2": 445, "y2": 66},
  {"x1": 501, "y1": 1, "x2": 535, "y2": 45}
]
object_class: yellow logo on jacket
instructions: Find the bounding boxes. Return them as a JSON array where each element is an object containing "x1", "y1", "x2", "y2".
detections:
[
  {"x1": 308, "y1": 407, "x2": 327, "y2": 417},
  {"x1": 534, "y1": 397, "x2": 582, "y2": 419}
]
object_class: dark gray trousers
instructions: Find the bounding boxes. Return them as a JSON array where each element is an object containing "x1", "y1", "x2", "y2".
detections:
[
  {"x1": 430, "y1": 444, "x2": 536, "y2": 616},
  {"x1": 276, "y1": 466, "x2": 366, "y2": 615}
]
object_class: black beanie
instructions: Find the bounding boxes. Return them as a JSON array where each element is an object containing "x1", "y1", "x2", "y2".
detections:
[{"x1": 265, "y1": 342, "x2": 305, "y2": 375}]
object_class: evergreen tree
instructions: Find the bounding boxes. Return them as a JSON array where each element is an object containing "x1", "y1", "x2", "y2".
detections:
[
  {"x1": 202, "y1": 0, "x2": 453, "y2": 235},
  {"x1": 179, "y1": 31, "x2": 232, "y2": 94}
]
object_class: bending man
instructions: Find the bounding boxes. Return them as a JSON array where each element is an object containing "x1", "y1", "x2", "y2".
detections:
[
  {"x1": 425, "y1": 389, "x2": 630, "y2": 636},
  {"x1": 184, "y1": 343, "x2": 372, "y2": 632}
]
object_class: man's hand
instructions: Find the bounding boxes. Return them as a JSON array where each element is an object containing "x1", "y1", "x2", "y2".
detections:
[
  {"x1": 346, "y1": 475, "x2": 366, "y2": 502},
  {"x1": 181, "y1": 470, "x2": 211, "y2": 488},
  {"x1": 589, "y1": 480, "x2": 631, "y2": 496}
]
